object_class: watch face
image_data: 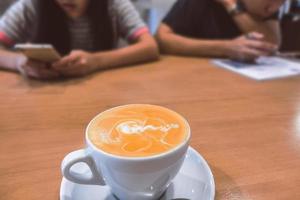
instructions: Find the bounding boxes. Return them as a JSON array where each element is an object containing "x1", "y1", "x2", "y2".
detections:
[{"x1": 228, "y1": 3, "x2": 245, "y2": 16}]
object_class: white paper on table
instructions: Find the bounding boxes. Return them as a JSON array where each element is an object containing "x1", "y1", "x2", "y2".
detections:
[{"x1": 212, "y1": 56, "x2": 300, "y2": 81}]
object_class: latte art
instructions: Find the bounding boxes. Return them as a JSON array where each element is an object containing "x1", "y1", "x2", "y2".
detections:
[
  {"x1": 116, "y1": 121, "x2": 179, "y2": 135},
  {"x1": 88, "y1": 105, "x2": 188, "y2": 157}
]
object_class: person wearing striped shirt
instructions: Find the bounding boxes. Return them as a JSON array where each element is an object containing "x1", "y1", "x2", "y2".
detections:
[{"x1": 0, "y1": 0, "x2": 159, "y2": 79}]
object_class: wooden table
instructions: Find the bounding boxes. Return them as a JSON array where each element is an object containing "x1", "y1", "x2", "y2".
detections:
[{"x1": 1, "y1": 56, "x2": 300, "y2": 200}]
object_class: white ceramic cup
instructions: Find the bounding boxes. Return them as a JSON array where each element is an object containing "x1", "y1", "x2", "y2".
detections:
[{"x1": 61, "y1": 105, "x2": 191, "y2": 200}]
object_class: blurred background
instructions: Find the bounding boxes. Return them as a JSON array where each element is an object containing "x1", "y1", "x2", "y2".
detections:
[
  {"x1": 281, "y1": 0, "x2": 300, "y2": 51},
  {"x1": 0, "y1": 0, "x2": 299, "y2": 52},
  {"x1": 0, "y1": 0, "x2": 16, "y2": 14}
]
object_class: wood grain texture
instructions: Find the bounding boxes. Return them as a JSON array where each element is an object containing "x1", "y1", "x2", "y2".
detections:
[{"x1": 1, "y1": 56, "x2": 300, "y2": 200}]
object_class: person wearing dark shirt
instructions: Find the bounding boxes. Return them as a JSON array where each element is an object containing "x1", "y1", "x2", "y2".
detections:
[{"x1": 156, "y1": 0, "x2": 286, "y2": 61}]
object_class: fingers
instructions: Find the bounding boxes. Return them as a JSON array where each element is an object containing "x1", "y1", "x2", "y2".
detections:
[
  {"x1": 52, "y1": 56, "x2": 76, "y2": 70},
  {"x1": 54, "y1": 58, "x2": 85, "y2": 73},
  {"x1": 237, "y1": 48, "x2": 262, "y2": 62},
  {"x1": 237, "y1": 32, "x2": 278, "y2": 54},
  {"x1": 245, "y1": 32, "x2": 264, "y2": 40},
  {"x1": 245, "y1": 40, "x2": 278, "y2": 54},
  {"x1": 27, "y1": 67, "x2": 60, "y2": 79},
  {"x1": 52, "y1": 51, "x2": 90, "y2": 77},
  {"x1": 58, "y1": 61, "x2": 89, "y2": 77},
  {"x1": 26, "y1": 59, "x2": 49, "y2": 68},
  {"x1": 58, "y1": 58, "x2": 90, "y2": 77},
  {"x1": 242, "y1": 32, "x2": 278, "y2": 54},
  {"x1": 52, "y1": 51, "x2": 81, "y2": 70},
  {"x1": 18, "y1": 63, "x2": 60, "y2": 80},
  {"x1": 231, "y1": 43, "x2": 268, "y2": 62}
]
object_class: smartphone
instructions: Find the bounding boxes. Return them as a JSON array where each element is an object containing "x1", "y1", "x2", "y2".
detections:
[{"x1": 14, "y1": 44, "x2": 61, "y2": 63}]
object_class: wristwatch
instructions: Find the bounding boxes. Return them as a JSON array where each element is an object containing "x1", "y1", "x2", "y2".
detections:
[{"x1": 226, "y1": 0, "x2": 246, "y2": 16}]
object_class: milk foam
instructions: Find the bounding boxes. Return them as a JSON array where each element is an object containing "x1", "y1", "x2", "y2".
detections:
[
  {"x1": 116, "y1": 120, "x2": 179, "y2": 135},
  {"x1": 98, "y1": 118, "x2": 180, "y2": 152},
  {"x1": 88, "y1": 105, "x2": 187, "y2": 157}
]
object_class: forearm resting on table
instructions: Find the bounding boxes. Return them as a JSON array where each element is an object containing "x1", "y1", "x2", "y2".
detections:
[
  {"x1": 92, "y1": 34, "x2": 159, "y2": 70},
  {"x1": 0, "y1": 49, "x2": 26, "y2": 71},
  {"x1": 156, "y1": 25, "x2": 228, "y2": 57},
  {"x1": 232, "y1": 13, "x2": 281, "y2": 45}
]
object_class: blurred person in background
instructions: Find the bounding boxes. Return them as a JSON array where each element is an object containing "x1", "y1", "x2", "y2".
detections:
[
  {"x1": 0, "y1": 0, "x2": 159, "y2": 79},
  {"x1": 0, "y1": 0, "x2": 17, "y2": 15},
  {"x1": 156, "y1": 0, "x2": 286, "y2": 62}
]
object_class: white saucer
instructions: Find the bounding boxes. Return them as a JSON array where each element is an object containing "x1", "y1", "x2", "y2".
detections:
[{"x1": 60, "y1": 147, "x2": 215, "y2": 200}]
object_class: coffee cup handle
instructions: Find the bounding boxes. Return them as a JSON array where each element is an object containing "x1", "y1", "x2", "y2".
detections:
[{"x1": 61, "y1": 149, "x2": 106, "y2": 185}]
